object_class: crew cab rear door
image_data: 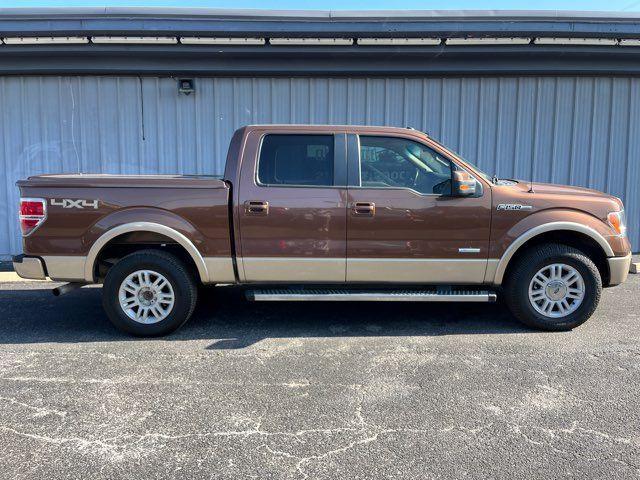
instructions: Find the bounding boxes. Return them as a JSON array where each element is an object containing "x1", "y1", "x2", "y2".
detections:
[
  {"x1": 345, "y1": 132, "x2": 491, "y2": 284},
  {"x1": 237, "y1": 129, "x2": 347, "y2": 282}
]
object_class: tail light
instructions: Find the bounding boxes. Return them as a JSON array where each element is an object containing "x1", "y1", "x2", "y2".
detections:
[{"x1": 19, "y1": 198, "x2": 47, "y2": 236}]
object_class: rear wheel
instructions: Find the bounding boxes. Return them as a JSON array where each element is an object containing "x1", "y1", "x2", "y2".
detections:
[
  {"x1": 504, "y1": 243, "x2": 602, "y2": 331},
  {"x1": 102, "y1": 249, "x2": 198, "y2": 336}
]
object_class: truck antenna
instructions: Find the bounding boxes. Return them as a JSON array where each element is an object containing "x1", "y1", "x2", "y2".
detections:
[{"x1": 528, "y1": 159, "x2": 535, "y2": 193}]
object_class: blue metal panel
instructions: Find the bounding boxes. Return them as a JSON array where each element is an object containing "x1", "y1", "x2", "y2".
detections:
[{"x1": 1, "y1": 75, "x2": 638, "y2": 256}]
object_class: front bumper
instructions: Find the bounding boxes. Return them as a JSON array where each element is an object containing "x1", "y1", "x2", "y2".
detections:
[
  {"x1": 607, "y1": 253, "x2": 632, "y2": 287},
  {"x1": 12, "y1": 254, "x2": 46, "y2": 280}
]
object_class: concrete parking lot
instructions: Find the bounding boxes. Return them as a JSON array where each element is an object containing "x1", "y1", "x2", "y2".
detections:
[{"x1": 0, "y1": 275, "x2": 638, "y2": 479}]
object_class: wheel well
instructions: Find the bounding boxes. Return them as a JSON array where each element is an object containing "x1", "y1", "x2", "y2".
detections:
[
  {"x1": 503, "y1": 230, "x2": 610, "y2": 286},
  {"x1": 94, "y1": 231, "x2": 200, "y2": 282}
]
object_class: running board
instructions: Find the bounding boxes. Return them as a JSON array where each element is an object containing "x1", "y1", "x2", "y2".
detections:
[{"x1": 246, "y1": 288, "x2": 497, "y2": 303}]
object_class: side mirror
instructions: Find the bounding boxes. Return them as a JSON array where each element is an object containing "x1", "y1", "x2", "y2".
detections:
[{"x1": 452, "y1": 170, "x2": 478, "y2": 197}]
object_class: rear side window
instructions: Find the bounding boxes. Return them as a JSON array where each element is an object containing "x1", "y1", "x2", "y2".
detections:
[{"x1": 258, "y1": 134, "x2": 334, "y2": 186}]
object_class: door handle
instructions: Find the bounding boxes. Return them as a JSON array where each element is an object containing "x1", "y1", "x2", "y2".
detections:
[
  {"x1": 244, "y1": 200, "x2": 269, "y2": 215},
  {"x1": 352, "y1": 202, "x2": 375, "y2": 216}
]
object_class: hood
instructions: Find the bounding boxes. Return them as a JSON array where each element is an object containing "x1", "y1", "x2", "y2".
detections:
[
  {"x1": 500, "y1": 180, "x2": 624, "y2": 211},
  {"x1": 510, "y1": 180, "x2": 614, "y2": 198}
]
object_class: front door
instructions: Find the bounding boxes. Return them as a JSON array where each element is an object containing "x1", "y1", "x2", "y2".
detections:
[
  {"x1": 238, "y1": 130, "x2": 347, "y2": 282},
  {"x1": 346, "y1": 133, "x2": 491, "y2": 284}
]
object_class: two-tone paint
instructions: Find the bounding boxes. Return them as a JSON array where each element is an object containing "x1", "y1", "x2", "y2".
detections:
[{"x1": 14, "y1": 125, "x2": 631, "y2": 288}]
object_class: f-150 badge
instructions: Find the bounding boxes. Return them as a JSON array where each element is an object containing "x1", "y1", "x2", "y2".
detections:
[
  {"x1": 497, "y1": 204, "x2": 533, "y2": 211},
  {"x1": 50, "y1": 198, "x2": 99, "y2": 209}
]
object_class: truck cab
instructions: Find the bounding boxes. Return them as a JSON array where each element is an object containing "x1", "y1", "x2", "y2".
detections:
[
  {"x1": 230, "y1": 126, "x2": 491, "y2": 284},
  {"x1": 13, "y1": 125, "x2": 632, "y2": 336}
]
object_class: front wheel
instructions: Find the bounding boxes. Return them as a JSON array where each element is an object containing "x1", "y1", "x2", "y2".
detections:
[
  {"x1": 504, "y1": 243, "x2": 602, "y2": 331},
  {"x1": 102, "y1": 249, "x2": 198, "y2": 336}
]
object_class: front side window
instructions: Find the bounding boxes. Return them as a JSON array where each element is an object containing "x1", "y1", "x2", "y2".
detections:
[
  {"x1": 258, "y1": 134, "x2": 334, "y2": 186},
  {"x1": 359, "y1": 136, "x2": 452, "y2": 195}
]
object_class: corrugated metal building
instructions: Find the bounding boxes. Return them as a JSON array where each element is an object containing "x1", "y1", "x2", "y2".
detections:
[{"x1": 1, "y1": 8, "x2": 640, "y2": 257}]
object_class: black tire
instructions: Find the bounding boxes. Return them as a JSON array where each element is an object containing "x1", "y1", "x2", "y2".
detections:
[
  {"x1": 102, "y1": 249, "x2": 198, "y2": 336},
  {"x1": 504, "y1": 243, "x2": 602, "y2": 331}
]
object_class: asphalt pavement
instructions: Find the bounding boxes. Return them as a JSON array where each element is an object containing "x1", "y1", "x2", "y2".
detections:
[{"x1": 0, "y1": 276, "x2": 638, "y2": 479}]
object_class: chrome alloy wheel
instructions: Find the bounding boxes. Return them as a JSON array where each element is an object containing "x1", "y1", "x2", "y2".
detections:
[
  {"x1": 528, "y1": 263, "x2": 585, "y2": 319},
  {"x1": 118, "y1": 270, "x2": 175, "y2": 324}
]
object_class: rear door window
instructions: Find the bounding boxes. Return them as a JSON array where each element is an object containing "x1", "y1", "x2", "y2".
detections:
[{"x1": 258, "y1": 134, "x2": 335, "y2": 186}]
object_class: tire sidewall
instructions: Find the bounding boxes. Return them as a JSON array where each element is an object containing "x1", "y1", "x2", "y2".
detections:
[
  {"x1": 103, "y1": 253, "x2": 195, "y2": 336},
  {"x1": 513, "y1": 252, "x2": 599, "y2": 330}
]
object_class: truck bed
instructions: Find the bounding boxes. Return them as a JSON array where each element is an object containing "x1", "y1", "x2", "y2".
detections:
[{"x1": 16, "y1": 173, "x2": 233, "y2": 284}]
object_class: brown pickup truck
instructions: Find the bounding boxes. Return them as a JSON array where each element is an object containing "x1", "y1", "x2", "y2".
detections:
[{"x1": 13, "y1": 125, "x2": 631, "y2": 336}]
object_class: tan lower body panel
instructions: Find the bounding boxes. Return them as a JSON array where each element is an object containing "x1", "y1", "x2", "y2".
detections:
[
  {"x1": 38, "y1": 255, "x2": 499, "y2": 285},
  {"x1": 347, "y1": 258, "x2": 489, "y2": 284},
  {"x1": 240, "y1": 257, "x2": 493, "y2": 284},
  {"x1": 204, "y1": 257, "x2": 236, "y2": 284},
  {"x1": 13, "y1": 257, "x2": 46, "y2": 280},
  {"x1": 43, "y1": 255, "x2": 234, "y2": 284},
  {"x1": 484, "y1": 259, "x2": 500, "y2": 284},
  {"x1": 241, "y1": 257, "x2": 346, "y2": 282},
  {"x1": 42, "y1": 255, "x2": 86, "y2": 282},
  {"x1": 607, "y1": 253, "x2": 631, "y2": 286}
]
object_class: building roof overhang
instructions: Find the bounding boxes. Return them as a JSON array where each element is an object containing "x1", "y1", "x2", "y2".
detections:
[{"x1": 1, "y1": 8, "x2": 639, "y2": 76}]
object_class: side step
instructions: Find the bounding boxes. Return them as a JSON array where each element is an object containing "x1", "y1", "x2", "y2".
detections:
[{"x1": 246, "y1": 288, "x2": 497, "y2": 303}]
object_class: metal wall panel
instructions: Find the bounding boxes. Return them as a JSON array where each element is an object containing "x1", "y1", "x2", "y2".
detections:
[{"x1": 1, "y1": 76, "x2": 638, "y2": 256}]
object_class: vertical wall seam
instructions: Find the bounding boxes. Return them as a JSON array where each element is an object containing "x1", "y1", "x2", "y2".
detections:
[
  {"x1": 604, "y1": 78, "x2": 615, "y2": 192},
  {"x1": 568, "y1": 78, "x2": 577, "y2": 185},
  {"x1": 97, "y1": 77, "x2": 104, "y2": 172},
  {"x1": 587, "y1": 78, "x2": 597, "y2": 187},
  {"x1": 252, "y1": 78, "x2": 258, "y2": 124},
  {"x1": 56, "y1": 78, "x2": 64, "y2": 172},
  {"x1": 155, "y1": 78, "x2": 163, "y2": 173},
  {"x1": 493, "y1": 78, "x2": 502, "y2": 177},
  {"x1": 624, "y1": 79, "x2": 633, "y2": 207},
  {"x1": 438, "y1": 78, "x2": 444, "y2": 141},
  {"x1": 420, "y1": 78, "x2": 424, "y2": 135},
  {"x1": 136, "y1": 77, "x2": 144, "y2": 174},
  {"x1": 513, "y1": 78, "x2": 521, "y2": 178},
  {"x1": 309, "y1": 78, "x2": 314, "y2": 122},
  {"x1": 116, "y1": 78, "x2": 123, "y2": 174},
  {"x1": 402, "y1": 78, "x2": 408, "y2": 127},
  {"x1": 476, "y1": 78, "x2": 483, "y2": 168},
  {"x1": 531, "y1": 78, "x2": 540, "y2": 183},
  {"x1": 550, "y1": 78, "x2": 559, "y2": 184},
  {"x1": 384, "y1": 78, "x2": 389, "y2": 125},
  {"x1": 457, "y1": 79, "x2": 463, "y2": 152},
  {"x1": 1, "y1": 78, "x2": 11, "y2": 252},
  {"x1": 195, "y1": 78, "x2": 202, "y2": 174},
  {"x1": 624, "y1": 78, "x2": 637, "y2": 246}
]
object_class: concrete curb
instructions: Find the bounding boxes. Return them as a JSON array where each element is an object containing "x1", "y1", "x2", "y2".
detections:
[{"x1": 0, "y1": 272, "x2": 50, "y2": 282}]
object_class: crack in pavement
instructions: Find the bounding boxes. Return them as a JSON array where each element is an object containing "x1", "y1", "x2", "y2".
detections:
[{"x1": 0, "y1": 396, "x2": 67, "y2": 418}]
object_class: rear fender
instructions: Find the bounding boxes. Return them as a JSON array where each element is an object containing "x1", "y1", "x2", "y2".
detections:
[{"x1": 84, "y1": 208, "x2": 209, "y2": 283}]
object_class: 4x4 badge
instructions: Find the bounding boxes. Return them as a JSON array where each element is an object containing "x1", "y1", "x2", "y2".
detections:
[
  {"x1": 50, "y1": 198, "x2": 99, "y2": 209},
  {"x1": 497, "y1": 204, "x2": 533, "y2": 211}
]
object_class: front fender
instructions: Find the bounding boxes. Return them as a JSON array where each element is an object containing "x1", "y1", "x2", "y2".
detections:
[{"x1": 490, "y1": 209, "x2": 616, "y2": 285}]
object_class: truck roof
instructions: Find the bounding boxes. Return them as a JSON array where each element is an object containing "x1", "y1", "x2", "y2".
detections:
[{"x1": 243, "y1": 124, "x2": 429, "y2": 136}]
